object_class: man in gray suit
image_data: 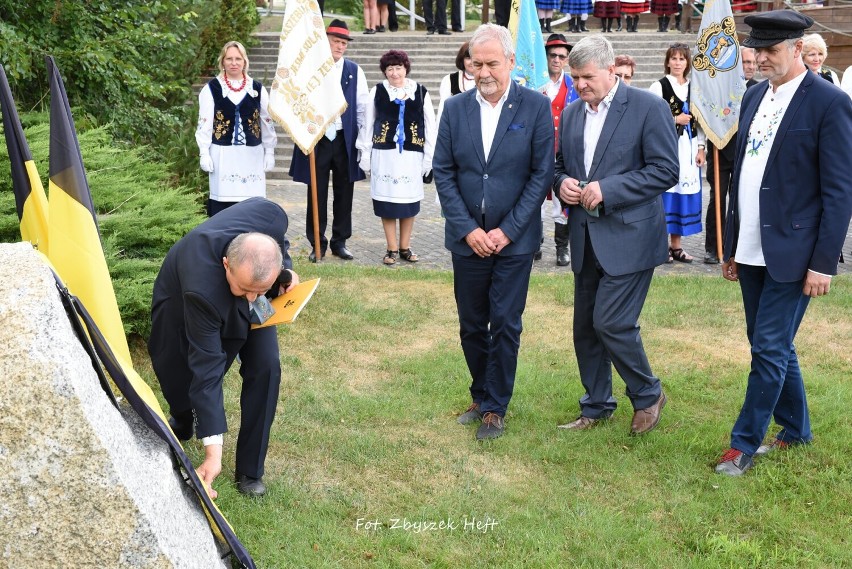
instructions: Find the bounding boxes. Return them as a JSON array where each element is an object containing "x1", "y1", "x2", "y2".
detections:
[
  {"x1": 434, "y1": 24, "x2": 554, "y2": 441},
  {"x1": 553, "y1": 35, "x2": 678, "y2": 435}
]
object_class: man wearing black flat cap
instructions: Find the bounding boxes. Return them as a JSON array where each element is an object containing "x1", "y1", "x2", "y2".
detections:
[
  {"x1": 716, "y1": 10, "x2": 852, "y2": 476},
  {"x1": 538, "y1": 34, "x2": 578, "y2": 267},
  {"x1": 290, "y1": 20, "x2": 368, "y2": 263}
]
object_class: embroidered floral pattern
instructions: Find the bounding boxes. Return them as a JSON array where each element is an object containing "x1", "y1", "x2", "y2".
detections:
[
  {"x1": 376, "y1": 173, "x2": 414, "y2": 185},
  {"x1": 221, "y1": 173, "x2": 263, "y2": 184},
  {"x1": 247, "y1": 109, "x2": 261, "y2": 139},
  {"x1": 373, "y1": 121, "x2": 390, "y2": 144},
  {"x1": 747, "y1": 107, "x2": 783, "y2": 157},
  {"x1": 213, "y1": 110, "x2": 230, "y2": 141},
  {"x1": 408, "y1": 122, "x2": 424, "y2": 148}
]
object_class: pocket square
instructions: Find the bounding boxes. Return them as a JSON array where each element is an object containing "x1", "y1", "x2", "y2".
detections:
[{"x1": 508, "y1": 122, "x2": 525, "y2": 131}]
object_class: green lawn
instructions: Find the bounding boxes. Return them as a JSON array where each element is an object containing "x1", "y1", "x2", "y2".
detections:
[{"x1": 135, "y1": 268, "x2": 851, "y2": 568}]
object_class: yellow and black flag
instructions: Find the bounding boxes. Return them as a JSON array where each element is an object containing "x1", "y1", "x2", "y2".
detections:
[
  {"x1": 46, "y1": 56, "x2": 132, "y2": 365},
  {"x1": 1, "y1": 64, "x2": 50, "y2": 253}
]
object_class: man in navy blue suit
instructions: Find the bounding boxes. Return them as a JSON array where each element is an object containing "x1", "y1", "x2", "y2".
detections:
[
  {"x1": 434, "y1": 24, "x2": 554, "y2": 440},
  {"x1": 716, "y1": 11, "x2": 852, "y2": 476},
  {"x1": 149, "y1": 198, "x2": 299, "y2": 496}
]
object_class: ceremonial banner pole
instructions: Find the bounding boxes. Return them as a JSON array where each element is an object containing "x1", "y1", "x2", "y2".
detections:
[
  {"x1": 309, "y1": 152, "x2": 321, "y2": 260},
  {"x1": 267, "y1": 0, "x2": 347, "y2": 264},
  {"x1": 713, "y1": 147, "x2": 723, "y2": 260},
  {"x1": 690, "y1": 0, "x2": 747, "y2": 262}
]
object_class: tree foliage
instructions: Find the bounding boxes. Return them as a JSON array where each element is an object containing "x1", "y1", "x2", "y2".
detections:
[{"x1": 0, "y1": 0, "x2": 258, "y2": 158}]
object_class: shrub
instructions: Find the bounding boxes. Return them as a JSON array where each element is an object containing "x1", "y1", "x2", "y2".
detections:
[{"x1": 0, "y1": 112, "x2": 205, "y2": 339}]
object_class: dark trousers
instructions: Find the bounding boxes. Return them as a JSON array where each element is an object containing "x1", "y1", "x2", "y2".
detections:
[
  {"x1": 573, "y1": 232, "x2": 661, "y2": 418},
  {"x1": 450, "y1": 0, "x2": 462, "y2": 30},
  {"x1": 388, "y1": 1, "x2": 398, "y2": 30},
  {"x1": 153, "y1": 324, "x2": 281, "y2": 479},
  {"x1": 423, "y1": 0, "x2": 448, "y2": 31},
  {"x1": 495, "y1": 0, "x2": 511, "y2": 26},
  {"x1": 207, "y1": 198, "x2": 236, "y2": 218},
  {"x1": 730, "y1": 264, "x2": 813, "y2": 456},
  {"x1": 306, "y1": 133, "x2": 354, "y2": 252},
  {"x1": 705, "y1": 144, "x2": 733, "y2": 254},
  {"x1": 452, "y1": 251, "x2": 535, "y2": 417}
]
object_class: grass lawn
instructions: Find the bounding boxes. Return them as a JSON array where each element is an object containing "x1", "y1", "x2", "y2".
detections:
[{"x1": 134, "y1": 267, "x2": 851, "y2": 568}]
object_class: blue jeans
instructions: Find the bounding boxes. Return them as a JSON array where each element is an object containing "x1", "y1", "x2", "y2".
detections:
[
  {"x1": 452, "y1": 252, "x2": 534, "y2": 417},
  {"x1": 730, "y1": 264, "x2": 813, "y2": 455}
]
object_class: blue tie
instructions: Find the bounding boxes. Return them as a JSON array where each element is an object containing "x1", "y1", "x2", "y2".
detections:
[
  {"x1": 393, "y1": 98, "x2": 406, "y2": 153},
  {"x1": 233, "y1": 104, "x2": 245, "y2": 146}
]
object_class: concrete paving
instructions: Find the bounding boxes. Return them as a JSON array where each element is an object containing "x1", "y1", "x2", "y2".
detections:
[{"x1": 268, "y1": 178, "x2": 852, "y2": 276}]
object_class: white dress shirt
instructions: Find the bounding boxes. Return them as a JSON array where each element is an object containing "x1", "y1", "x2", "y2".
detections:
[{"x1": 582, "y1": 79, "x2": 620, "y2": 178}]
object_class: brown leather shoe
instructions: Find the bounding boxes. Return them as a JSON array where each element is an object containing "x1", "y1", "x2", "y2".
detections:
[
  {"x1": 630, "y1": 391, "x2": 666, "y2": 435},
  {"x1": 557, "y1": 415, "x2": 601, "y2": 430}
]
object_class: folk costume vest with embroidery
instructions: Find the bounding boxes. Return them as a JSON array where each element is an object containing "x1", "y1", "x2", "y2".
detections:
[
  {"x1": 209, "y1": 78, "x2": 263, "y2": 147},
  {"x1": 371, "y1": 83, "x2": 427, "y2": 153},
  {"x1": 659, "y1": 76, "x2": 696, "y2": 138}
]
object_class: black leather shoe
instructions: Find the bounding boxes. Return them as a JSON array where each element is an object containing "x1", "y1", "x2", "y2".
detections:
[
  {"x1": 168, "y1": 411, "x2": 194, "y2": 441},
  {"x1": 438, "y1": 29, "x2": 452, "y2": 35},
  {"x1": 308, "y1": 250, "x2": 325, "y2": 263},
  {"x1": 426, "y1": 29, "x2": 435, "y2": 35},
  {"x1": 556, "y1": 248, "x2": 570, "y2": 267},
  {"x1": 331, "y1": 246, "x2": 354, "y2": 260},
  {"x1": 476, "y1": 412, "x2": 505, "y2": 440},
  {"x1": 236, "y1": 473, "x2": 267, "y2": 497},
  {"x1": 533, "y1": 249, "x2": 543, "y2": 261},
  {"x1": 704, "y1": 252, "x2": 720, "y2": 264},
  {"x1": 452, "y1": 27, "x2": 463, "y2": 32}
]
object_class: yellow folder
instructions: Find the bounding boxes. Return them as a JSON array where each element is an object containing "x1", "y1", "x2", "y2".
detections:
[{"x1": 251, "y1": 278, "x2": 320, "y2": 329}]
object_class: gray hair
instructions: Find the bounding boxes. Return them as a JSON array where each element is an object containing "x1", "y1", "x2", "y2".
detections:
[
  {"x1": 569, "y1": 34, "x2": 615, "y2": 71},
  {"x1": 225, "y1": 232, "x2": 282, "y2": 284},
  {"x1": 469, "y1": 23, "x2": 514, "y2": 59}
]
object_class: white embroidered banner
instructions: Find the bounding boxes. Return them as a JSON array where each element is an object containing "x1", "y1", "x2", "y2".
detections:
[{"x1": 267, "y1": 0, "x2": 347, "y2": 154}]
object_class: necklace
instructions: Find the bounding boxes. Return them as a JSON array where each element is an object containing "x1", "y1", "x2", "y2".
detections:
[
  {"x1": 223, "y1": 73, "x2": 247, "y2": 92},
  {"x1": 461, "y1": 72, "x2": 474, "y2": 91}
]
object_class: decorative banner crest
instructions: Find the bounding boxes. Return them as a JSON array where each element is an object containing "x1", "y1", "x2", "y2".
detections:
[
  {"x1": 690, "y1": 0, "x2": 747, "y2": 149},
  {"x1": 693, "y1": 16, "x2": 740, "y2": 78}
]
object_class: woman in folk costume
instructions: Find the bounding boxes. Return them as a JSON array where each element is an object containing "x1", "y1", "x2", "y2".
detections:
[
  {"x1": 535, "y1": 0, "x2": 561, "y2": 33},
  {"x1": 196, "y1": 41, "x2": 277, "y2": 217},
  {"x1": 562, "y1": 0, "x2": 592, "y2": 33},
  {"x1": 651, "y1": 0, "x2": 679, "y2": 32},
  {"x1": 594, "y1": 0, "x2": 622, "y2": 33},
  {"x1": 436, "y1": 41, "x2": 476, "y2": 125},
  {"x1": 357, "y1": 50, "x2": 436, "y2": 266},
  {"x1": 649, "y1": 43, "x2": 705, "y2": 263},
  {"x1": 619, "y1": 0, "x2": 649, "y2": 32}
]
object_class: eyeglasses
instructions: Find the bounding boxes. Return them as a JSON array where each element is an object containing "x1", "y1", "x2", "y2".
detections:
[
  {"x1": 615, "y1": 73, "x2": 632, "y2": 79},
  {"x1": 548, "y1": 53, "x2": 568, "y2": 60}
]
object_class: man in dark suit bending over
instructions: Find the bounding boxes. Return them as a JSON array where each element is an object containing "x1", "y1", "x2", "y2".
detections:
[
  {"x1": 434, "y1": 24, "x2": 554, "y2": 440},
  {"x1": 554, "y1": 34, "x2": 678, "y2": 436},
  {"x1": 148, "y1": 197, "x2": 300, "y2": 497}
]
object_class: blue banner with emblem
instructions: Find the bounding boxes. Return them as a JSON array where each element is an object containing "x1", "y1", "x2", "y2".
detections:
[{"x1": 690, "y1": 0, "x2": 748, "y2": 148}]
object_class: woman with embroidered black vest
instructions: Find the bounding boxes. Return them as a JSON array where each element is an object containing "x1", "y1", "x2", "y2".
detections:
[
  {"x1": 196, "y1": 41, "x2": 277, "y2": 217},
  {"x1": 357, "y1": 50, "x2": 436, "y2": 265},
  {"x1": 649, "y1": 43, "x2": 706, "y2": 263}
]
